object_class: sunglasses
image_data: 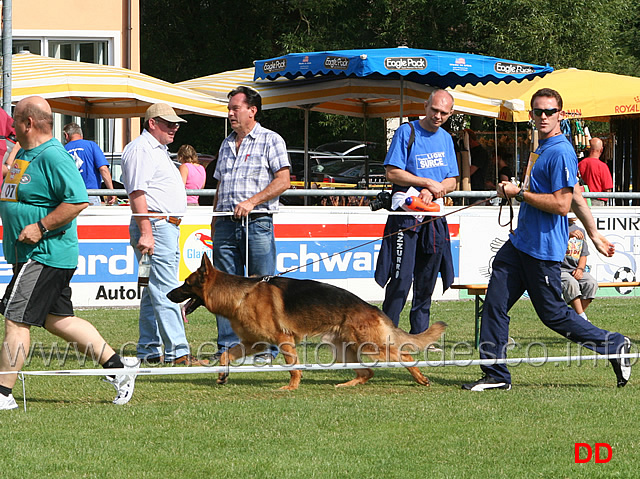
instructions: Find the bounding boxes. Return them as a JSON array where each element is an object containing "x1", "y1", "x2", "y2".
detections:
[
  {"x1": 532, "y1": 108, "x2": 560, "y2": 117},
  {"x1": 154, "y1": 117, "x2": 180, "y2": 129}
]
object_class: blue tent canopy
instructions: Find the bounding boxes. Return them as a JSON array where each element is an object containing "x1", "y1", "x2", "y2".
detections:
[{"x1": 254, "y1": 48, "x2": 553, "y2": 88}]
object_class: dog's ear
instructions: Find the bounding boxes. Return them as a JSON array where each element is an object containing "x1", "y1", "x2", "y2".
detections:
[{"x1": 202, "y1": 252, "x2": 213, "y2": 272}]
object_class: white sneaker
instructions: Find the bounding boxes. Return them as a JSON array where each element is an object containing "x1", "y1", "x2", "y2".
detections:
[
  {"x1": 0, "y1": 393, "x2": 18, "y2": 410},
  {"x1": 104, "y1": 357, "x2": 140, "y2": 405}
]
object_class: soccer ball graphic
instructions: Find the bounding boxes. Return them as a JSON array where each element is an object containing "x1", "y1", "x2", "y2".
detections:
[{"x1": 613, "y1": 266, "x2": 636, "y2": 295}]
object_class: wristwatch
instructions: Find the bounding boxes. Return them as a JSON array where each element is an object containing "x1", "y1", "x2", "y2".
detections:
[
  {"x1": 37, "y1": 219, "x2": 49, "y2": 236},
  {"x1": 515, "y1": 187, "x2": 525, "y2": 203}
]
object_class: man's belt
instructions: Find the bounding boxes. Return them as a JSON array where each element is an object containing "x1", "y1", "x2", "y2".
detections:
[
  {"x1": 220, "y1": 212, "x2": 272, "y2": 223},
  {"x1": 147, "y1": 212, "x2": 182, "y2": 226}
]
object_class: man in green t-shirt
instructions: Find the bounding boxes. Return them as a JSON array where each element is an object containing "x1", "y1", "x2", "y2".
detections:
[{"x1": 0, "y1": 96, "x2": 138, "y2": 411}]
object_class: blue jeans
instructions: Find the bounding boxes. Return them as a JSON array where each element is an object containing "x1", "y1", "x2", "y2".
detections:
[
  {"x1": 213, "y1": 215, "x2": 278, "y2": 358},
  {"x1": 480, "y1": 240, "x2": 625, "y2": 383},
  {"x1": 130, "y1": 218, "x2": 190, "y2": 361}
]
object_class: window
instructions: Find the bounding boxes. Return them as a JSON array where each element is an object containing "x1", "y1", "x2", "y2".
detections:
[{"x1": 10, "y1": 38, "x2": 113, "y2": 152}]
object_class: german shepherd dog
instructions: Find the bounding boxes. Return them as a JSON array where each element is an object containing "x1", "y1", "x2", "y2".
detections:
[{"x1": 167, "y1": 254, "x2": 446, "y2": 390}]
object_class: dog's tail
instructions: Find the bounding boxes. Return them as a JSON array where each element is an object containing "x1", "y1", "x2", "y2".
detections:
[{"x1": 391, "y1": 321, "x2": 447, "y2": 351}]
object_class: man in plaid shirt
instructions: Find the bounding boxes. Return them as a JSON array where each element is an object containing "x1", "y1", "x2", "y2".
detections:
[{"x1": 211, "y1": 86, "x2": 291, "y2": 364}]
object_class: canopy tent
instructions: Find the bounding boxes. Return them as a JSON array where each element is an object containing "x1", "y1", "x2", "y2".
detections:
[
  {"x1": 177, "y1": 67, "x2": 503, "y2": 119},
  {"x1": 254, "y1": 47, "x2": 553, "y2": 88},
  {"x1": 454, "y1": 68, "x2": 640, "y2": 122},
  {"x1": 4, "y1": 52, "x2": 228, "y2": 118}
]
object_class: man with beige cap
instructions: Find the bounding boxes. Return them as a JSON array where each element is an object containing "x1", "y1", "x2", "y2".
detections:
[{"x1": 122, "y1": 103, "x2": 208, "y2": 366}]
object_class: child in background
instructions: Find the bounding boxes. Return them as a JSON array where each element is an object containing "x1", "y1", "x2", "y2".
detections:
[{"x1": 561, "y1": 214, "x2": 598, "y2": 322}]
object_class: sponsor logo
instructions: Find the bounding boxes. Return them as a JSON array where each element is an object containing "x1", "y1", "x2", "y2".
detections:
[
  {"x1": 450, "y1": 58, "x2": 472, "y2": 72},
  {"x1": 494, "y1": 61, "x2": 536, "y2": 75},
  {"x1": 384, "y1": 57, "x2": 427, "y2": 70},
  {"x1": 614, "y1": 103, "x2": 640, "y2": 114},
  {"x1": 182, "y1": 228, "x2": 213, "y2": 272},
  {"x1": 263, "y1": 59, "x2": 287, "y2": 74},
  {"x1": 324, "y1": 56, "x2": 350, "y2": 70}
]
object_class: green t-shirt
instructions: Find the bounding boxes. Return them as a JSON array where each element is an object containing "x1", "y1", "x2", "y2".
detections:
[{"x1": 0, "y1": 138, "x2": 88, "y2": 268}]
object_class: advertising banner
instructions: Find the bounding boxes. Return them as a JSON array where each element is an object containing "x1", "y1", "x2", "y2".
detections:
[{"x1": 0, "y1": 206, "x2": 637, "y2": 307}]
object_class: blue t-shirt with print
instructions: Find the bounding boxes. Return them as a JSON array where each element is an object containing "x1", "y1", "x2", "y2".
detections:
[
  {"x1": 384, "y1": 121, "x2": 458, "y2": 184},
  {"x1": 511, "y1": 134, "x2": 577, "y2": 262}
]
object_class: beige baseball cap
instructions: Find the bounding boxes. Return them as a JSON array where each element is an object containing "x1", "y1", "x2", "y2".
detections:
[{"x1": 144, "y1": 103, "x2": 187, "y2": 123}]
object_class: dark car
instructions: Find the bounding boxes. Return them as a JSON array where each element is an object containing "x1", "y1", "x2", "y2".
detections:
[
  {"x1": 311, "y1": 159, "x2": 387, "y2": 186},
  {"x1": 315, "y1": 140, "x2": 383, "y2": 162},
  {"x1": 287, "y1": 148, "x2": 335, "y2": 181},
  {"x1": 103, "y1": 152, "x2": 216, "y2": 202}
]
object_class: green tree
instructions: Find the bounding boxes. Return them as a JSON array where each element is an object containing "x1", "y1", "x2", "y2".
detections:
[{"x1": 140, "y1": 0, "x2": 640, "y2": 152}]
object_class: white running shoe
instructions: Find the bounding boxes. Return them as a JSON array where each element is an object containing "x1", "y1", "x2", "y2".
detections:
[
  {"x1": 0, "y1": 393, "x2": 18, "y2": 410},
  {"x1": 104, "y1": 357, "x2": 140, "y2": 405},
  {"x1": 610, "y1": 337, "x2": 632, "y2": 388}
]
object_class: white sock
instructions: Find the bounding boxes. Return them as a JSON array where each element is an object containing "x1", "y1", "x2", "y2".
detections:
[{"x1": 578, "y1": 312, "x2": 590, "y2": 322}]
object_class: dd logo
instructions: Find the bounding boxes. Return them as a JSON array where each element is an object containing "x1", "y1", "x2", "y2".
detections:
[{"x1": 574, "y1": 443, "x2": 612, "y2": 463}]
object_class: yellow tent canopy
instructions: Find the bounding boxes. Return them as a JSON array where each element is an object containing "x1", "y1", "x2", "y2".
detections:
[
  {"x1": 177, "y1": 67, "x2": 503, "y2": 118},
  {"x1": 454, "y1": 68, "x2": 640, "y2": 122},
  {"x1": 4, "y1": 52, "x2": 228, "y2": 118}
]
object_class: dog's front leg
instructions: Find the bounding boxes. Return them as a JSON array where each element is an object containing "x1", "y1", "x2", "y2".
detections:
[
  {"x1": 216, "y1": 346, "x2": 245, "y2": 385},
  {"x1": 216, "y1": 350, "x2": 230, "y2": 385},
  {"x1": 279, "y1": 342, "x2": 302, "y2": 391}
]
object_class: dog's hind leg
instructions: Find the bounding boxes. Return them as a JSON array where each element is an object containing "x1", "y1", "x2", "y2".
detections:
[
  {"x1": 401, "y1": 352, "x2": 430, "y2": 386},
  {"x1": 334, "y1": 344, "x2": 374, "y2": 388}
]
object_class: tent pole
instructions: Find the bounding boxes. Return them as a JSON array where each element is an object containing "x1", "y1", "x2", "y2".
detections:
[
  {"x1": 303, "y1": 107, "x2": 310, "y2": 205},
  {"x1": 494, "y1": 118, "x2": 498, "y2": 188},
  {"x1": 515, "y1": 122, "x2": 519, "y2": 181},
  {"x1": 2, "y1": 0, "x2": 13, "y2": 113},
  {"x1": 399, "y1": 77, "x2": 404, "y2": 123}
]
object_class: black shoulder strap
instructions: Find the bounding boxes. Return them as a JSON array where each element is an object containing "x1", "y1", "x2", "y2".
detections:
[
  {"x1": 407, "y1": 121, "x2": 415, "y2": 158},
  {"x1": 391, "y1": 122, "x2": 415, "y2": 196}
]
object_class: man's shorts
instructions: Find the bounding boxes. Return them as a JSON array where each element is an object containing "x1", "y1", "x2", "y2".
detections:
[{"x1": 0, "y1": 260, "x2": 75, "y2": 327}]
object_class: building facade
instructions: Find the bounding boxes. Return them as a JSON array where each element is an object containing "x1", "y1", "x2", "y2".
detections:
[{"x1": 9, "y1": 0, "x2": 141, "y2": 152}]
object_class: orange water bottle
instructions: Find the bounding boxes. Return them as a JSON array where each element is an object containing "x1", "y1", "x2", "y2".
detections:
[{"x1": 405, "y1": 196, "x2": 440, "y2": 213}]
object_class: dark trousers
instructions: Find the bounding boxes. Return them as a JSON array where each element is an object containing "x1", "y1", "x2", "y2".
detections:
[
  {"x1": 480, "y1": 240, "x2": 625, "y2": 383},
  {"x1": 380, "y1": 227, "x2": 445, "y2": 334}
]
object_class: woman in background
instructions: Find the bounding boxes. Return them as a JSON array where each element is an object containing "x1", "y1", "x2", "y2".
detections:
[{"x1": 178, "y1": 144, "x2": 206, "y2": 205}]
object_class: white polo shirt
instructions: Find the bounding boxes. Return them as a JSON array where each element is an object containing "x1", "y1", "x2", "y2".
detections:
[{"x1": 121, "y1": 129, "x2": 187, "y2": 215}]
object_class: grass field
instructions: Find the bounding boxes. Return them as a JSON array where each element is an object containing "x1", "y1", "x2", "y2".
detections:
[{"x1": 3, "y1": 297, "x2": 639, "y2": 478}]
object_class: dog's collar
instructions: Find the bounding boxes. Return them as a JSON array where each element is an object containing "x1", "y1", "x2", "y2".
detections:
[{"x1": 261, "y1": 275, "x2": 274, "y2": 283}]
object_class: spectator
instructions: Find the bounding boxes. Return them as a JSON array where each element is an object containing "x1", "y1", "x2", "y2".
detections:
[
  {"x1": 561, "y1": 215, "x2": 598, "y2": 322},
  {"x1": 63, "y1": 122, "x2": 117, "y2": 205},
  {"x1": 0, "y1": 96, "x2": 137, "y2": 410},
  {"x1": 121, "y1": 103, "x2": 208, "y2": 366},
  {"x1": 578, "y1": 138, "x2": 613, "y2": 206},
  {"x1": 211, "y1": 86, "x2": 290, "y2": 365},
  {"x1": 177, "y1": 144, "x2": 206, "y2": 205},
  {"x1": 466, "y1": 129, "x2": 489, "y2": 191},
  {"x1": 0, "y1": 109, "x2": 17, "y2": 178}
]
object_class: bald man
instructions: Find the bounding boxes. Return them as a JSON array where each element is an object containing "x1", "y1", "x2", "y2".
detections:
[
  {"x1": 375, "y1": 89, "x2": 458, "y2": 335},
  {"x1": 0, "y1": 96, "x2": 138, "y2": 410},
  {"x1": 578, "y1": 138, "x2": 613, "y2": 206}
]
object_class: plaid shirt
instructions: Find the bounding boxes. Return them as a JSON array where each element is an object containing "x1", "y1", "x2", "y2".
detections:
[{"x1": 214, "y1": 122, "x2": 290, "y2": 212}]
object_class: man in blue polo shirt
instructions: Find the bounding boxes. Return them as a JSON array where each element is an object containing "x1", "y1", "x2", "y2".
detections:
[
  {"x1": 463, "y1": 88, "x2": 631, "y2": 391},
  {"x1": 375, "y1": 89, "x2": 458, "y2": 336},
  {"x1": 63, "y1": 122, "x2": 116, "y2": 206}
]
